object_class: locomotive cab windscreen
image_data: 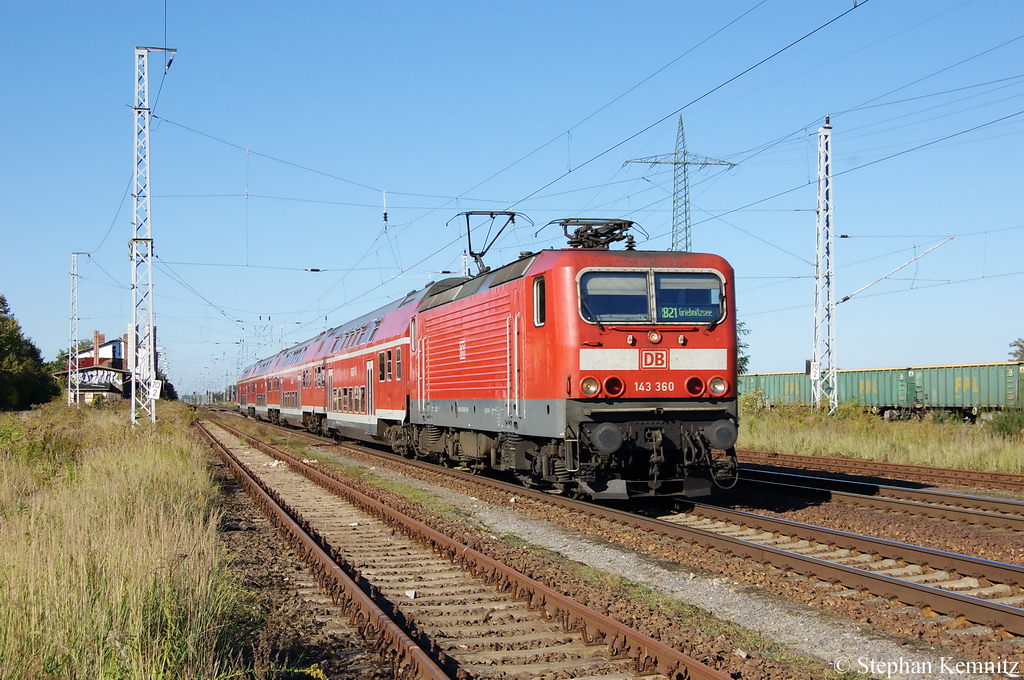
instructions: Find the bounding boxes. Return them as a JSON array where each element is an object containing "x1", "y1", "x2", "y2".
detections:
[{"x1": 579, "y1": 270, "x2": 725, "y2": 324}]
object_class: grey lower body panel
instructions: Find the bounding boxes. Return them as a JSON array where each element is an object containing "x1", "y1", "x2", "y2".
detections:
[
  {"x1": 410, "y1": 398, "x2": 565, "y2": 438},
  {"x1": 410, "y1": 397, "x2": 735, "y2": 438}
]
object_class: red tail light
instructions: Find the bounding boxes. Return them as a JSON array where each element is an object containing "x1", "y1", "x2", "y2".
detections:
[{"x1": 685, "y1": 376, "x2": 705, "y2": 396}]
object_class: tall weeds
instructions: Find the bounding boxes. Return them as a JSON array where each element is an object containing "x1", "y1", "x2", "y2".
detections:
[
  {"x1": 737, "y1": 392, "x2": 1024, "y2": 473},
  {"x1": 0, "y1": 402, "x2": 258, "y2": 679}
]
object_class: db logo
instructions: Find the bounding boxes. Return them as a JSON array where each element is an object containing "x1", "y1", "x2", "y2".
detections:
[{"x1": 640, "y1": 349, "x2": 668, "y2": 369}]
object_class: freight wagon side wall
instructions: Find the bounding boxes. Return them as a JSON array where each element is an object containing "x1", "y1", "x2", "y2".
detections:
[
  {"x1": 836, "y1": 368, "x2": 908, "y2": 408},
  {"x1": 913, "y1": 363, "x2": 1016, "y2": 409},
  {"x1": 738, "y1": 372, "x2": 810, "y2": 404},
  {"x1": 739, "y1": 362, "x2": 1024, "y2": 411}
]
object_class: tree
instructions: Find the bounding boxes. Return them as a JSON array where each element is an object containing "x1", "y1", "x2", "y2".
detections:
[
  {"x1": 156, "y1": 368, "x2": 178, "y2": 401},
  {"x1": 1011, "y1": 338, "x2": 1024, "y2": 362},
  {"x1": 0, "y1": 295, "x2": 61, "y2": 410},
  {"x1": 737, "y1": 321, "x2": 751, "y2": 375}
]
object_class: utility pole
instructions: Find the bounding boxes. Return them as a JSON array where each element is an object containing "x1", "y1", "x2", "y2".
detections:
[
  {"x1": 67, "y1": 252, "x2": 86, "y2": 406},
  {"x1": 811, "y1": 116, "x2": 837, "y2": 415},
  {"x1": 626, "y1": 115, "x2": 735, "y2": 251},
  {"x1": 130, "y1": 46, "x2": 175, "y2": 425}
]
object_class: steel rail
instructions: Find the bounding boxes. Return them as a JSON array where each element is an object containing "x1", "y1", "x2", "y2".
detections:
[
  {"x1": 741, "y1": 472, "x2": 1024, "y2": 532},
  {"x1": 681, "y1": 501, "x2": 1024, "y2": 588},
  {"x1": 737, "y1": 449, "x2": 1024, "y2": 493},
  {"x1": 196, "y1": 421, "x2": 449, "y2": 680},
  {"x1": 212, "y1": 414, "x2": 1024, "y2": 635},
  {"x1": 209, "y1": 418, "x2": 731, "y2": 680}
]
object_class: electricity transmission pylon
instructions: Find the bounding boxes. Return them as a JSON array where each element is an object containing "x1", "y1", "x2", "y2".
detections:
[{"x1": 626, "y1": 116, "x2": 735, "y2": 251}]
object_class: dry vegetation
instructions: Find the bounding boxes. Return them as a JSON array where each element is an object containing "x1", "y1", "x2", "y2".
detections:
[
  {"x1": 0, "y1": 401, "x2": 260, "y2": 679},
  {"x1": 737, "y1": 392, "x2": 1024, "y2": 473}
]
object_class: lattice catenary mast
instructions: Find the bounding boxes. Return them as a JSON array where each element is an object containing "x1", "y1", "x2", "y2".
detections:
[
  {"x1": 67, "y1": 252, "x2": 86, "y2": 406},
  {"x1": 626, "y1": 116, "x2": 735, "y2": 251},
  {"x1": 811, "y1": 116, "x2": 838, "y2": 415},
  {"x1": 130, "y1": 46, "x2": 175, "y2": 425}
]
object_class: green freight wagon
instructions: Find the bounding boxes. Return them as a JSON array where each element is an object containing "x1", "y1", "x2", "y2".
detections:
[
  {"x1": 740, "y1": 362, "x2": 1023, "y2": 419},
  {"x1": 738, "y1": 372, "x2": 811, "y2": 405}
]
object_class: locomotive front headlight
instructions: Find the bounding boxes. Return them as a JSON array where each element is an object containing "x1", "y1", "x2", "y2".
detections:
[
  {"x1": 647, "y1": 330, "x2": 662, "y2": 344},
  {"x1": 580, "y1": 377, "x2": 601, "y2": 397},
  {"x1": 709, "y1": 377, "x2": 728, "y2": 396}
]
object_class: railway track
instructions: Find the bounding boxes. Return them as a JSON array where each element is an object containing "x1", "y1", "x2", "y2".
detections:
[
  {"x1": 659, "y1": 501, "x2": 1024, "y2": 632},
  {"x1": 198, "y1": 418, "x2": 730, "y2": 680},
  {"x1": 737, "y1": 448, "x2": 1024, "y2": 494},
  {"x1": 208, "y1": 412, "x2": 1024, "y2": 649},
  {"x1": 739, "y1": 470, "x2": 1024, "y2": 532}
]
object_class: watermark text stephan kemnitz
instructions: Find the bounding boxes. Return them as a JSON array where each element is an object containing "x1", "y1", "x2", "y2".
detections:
[{"x1": 830, "y1": 655, "x2": 1021, "y2": 677}]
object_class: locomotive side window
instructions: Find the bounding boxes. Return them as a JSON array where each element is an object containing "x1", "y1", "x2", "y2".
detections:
[
  {"x1": 533, "y1": 276, "x2": 546, "y2": 327},
  {"x1": 579, "y1": 272, "x2": 650, "y2": 322},
  {"x1": 654, "y1": 273, "x2": 723, "y2": 322}
]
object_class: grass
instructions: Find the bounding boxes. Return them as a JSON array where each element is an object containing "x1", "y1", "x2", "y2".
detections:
[
  {"x1": 737, "y1": 391, "x2": 1024, "y2": 473},
  {"x1": 0, "y1": 401, "x2": 263, "y2": 679}
]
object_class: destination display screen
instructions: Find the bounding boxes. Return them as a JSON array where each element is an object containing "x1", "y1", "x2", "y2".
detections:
[{"x1": 654, "y1": 273, "x2": 722, "y2": 323}]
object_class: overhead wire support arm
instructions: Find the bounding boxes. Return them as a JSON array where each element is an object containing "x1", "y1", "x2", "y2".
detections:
[{"x1": 838, "y1": 236, "x2": 953, "y2": 304}]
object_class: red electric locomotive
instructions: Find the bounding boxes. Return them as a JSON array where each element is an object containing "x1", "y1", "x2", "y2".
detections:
[{"x1": 238, "y1": 215, "x2": 739, "y2": 499}]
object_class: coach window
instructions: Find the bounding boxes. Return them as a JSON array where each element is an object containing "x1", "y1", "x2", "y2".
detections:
[
  {"x1": 367, "y1": 319, "x2": 382, "y2": 343},
  {"x1": 386, "y1": 349, "x2": 393, "y2": 381},
  {"x1": 533, "y1": 276, "x2": 546, "y2": 327},
  {"x1": 378, "y1": 352, "x2": 386, "y2": 381},
  {"x1": 395, "y1": 348, "x2": 402, "y2": 380}
]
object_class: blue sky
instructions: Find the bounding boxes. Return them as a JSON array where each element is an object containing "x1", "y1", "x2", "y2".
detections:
[{"x1": 2, "y1": 1, "x2": 1022, "y2": 398}]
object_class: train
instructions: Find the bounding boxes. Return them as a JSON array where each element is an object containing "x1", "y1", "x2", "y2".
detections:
[
  {"x1": 238, "y1": 215, "x2": 739, "y2": 500},
  {"x1": 739, "y1": 362, "x2": 1023, "y2": 420}
]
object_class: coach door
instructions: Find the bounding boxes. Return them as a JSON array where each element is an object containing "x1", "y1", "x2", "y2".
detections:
[
  {"x1": 366, "y1": 360, "x2": 374, "y2": 417},
  {"x1": 327, "y1": 368, "x2": 333, "y2": 412},
  {"x1": 506, "y1": 312, "x2": 523, "y2": 419}
]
